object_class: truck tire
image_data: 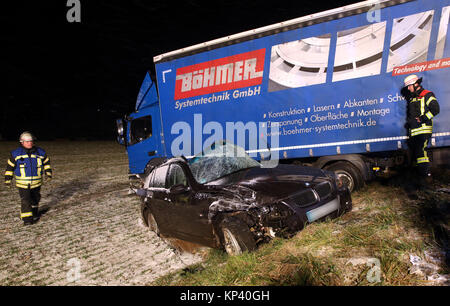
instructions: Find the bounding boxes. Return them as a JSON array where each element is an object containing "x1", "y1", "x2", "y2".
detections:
[
  {"x1": 220, "y1": 218, "x2": 256, "y2": 256},
  {"x1": 324, "y1": 161, "x2": 363, "y2": 192}
]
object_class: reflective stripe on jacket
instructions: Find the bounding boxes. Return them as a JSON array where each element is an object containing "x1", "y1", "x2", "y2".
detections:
[
  {"x1": 4, "y1": 146, "x2": 52, "y2": 189},
  {"x1": 408, "y1": 89, "x2": 440, "y2": 137}
]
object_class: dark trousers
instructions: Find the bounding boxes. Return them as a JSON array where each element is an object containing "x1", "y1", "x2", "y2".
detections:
[
  {"x1": 18, "y1": 187, "x2": 41, "y2": 223},
  {"x1": 408, "y1": 133, "x2": 431, "y2": 177}
]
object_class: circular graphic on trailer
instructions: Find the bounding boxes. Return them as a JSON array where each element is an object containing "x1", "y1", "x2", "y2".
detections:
[
  {"x1": 269, "y1": 10, "x2": 438, "y2": 91},
  {"x1": 269, "y1": 21, "x2": 387, "y2": 90},
  {"x1": 269, "y1": 34, "x2": 331, "y2": 91},
  {"x1": 387, "y1": 10, "x2": 435, "y2": 72},
  {"x1": 435, "y1": 6, "x2": 450, "y2": 60},
  {"x1": 332, "y1": 22, "x2": 387, "y2": 82}
]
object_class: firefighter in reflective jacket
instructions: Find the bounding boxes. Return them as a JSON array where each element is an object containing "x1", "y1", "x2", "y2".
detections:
[
  {"x1": 4, "y1": 132, "x2": 52, "y2": 225},
  {"x1": 403, "y1": 74, "x2": 440, "y2": 186}
]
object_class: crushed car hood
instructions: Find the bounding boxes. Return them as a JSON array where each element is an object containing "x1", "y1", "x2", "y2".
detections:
[{"x1": 206, "y1": 164, "x2": 330, "y2": 202}]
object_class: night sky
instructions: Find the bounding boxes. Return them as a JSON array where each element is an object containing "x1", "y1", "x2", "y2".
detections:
[{"x1": 2, "y1": 0, "x2": 360, "y2": 141}]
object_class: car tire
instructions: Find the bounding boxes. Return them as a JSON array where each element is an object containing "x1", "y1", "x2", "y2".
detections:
[
  {"x1": 324, "y1": 161, "x2": 363, "y2": 192},
  {"x1": 147, "y1": 210, "x2": 160, "y2": 236},
  {"x1": 220, "y1": 218, "x2": 256, "y2": 256}
]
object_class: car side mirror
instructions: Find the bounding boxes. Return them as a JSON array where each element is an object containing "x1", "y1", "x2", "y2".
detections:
[{"x1": 169, "y1": 184, "x2": 189, "y2": 194}]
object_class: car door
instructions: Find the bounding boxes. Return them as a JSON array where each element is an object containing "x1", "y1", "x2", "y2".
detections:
[
  {"x1": 165, "y1": 163, "x2": 216, "y2": 247},
  {"x1": 147, "y1": 164, "x2": 173, "y2": 235}
]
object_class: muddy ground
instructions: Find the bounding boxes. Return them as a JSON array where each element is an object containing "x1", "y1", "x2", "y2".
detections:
[{"x1": 0, "y1": 141, "x2": 202, "y2": 285}]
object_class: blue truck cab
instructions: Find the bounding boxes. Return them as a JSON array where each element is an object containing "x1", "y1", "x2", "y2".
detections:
[{"x1": 117, "y1": 72, "x2": 165, "y2": 175}]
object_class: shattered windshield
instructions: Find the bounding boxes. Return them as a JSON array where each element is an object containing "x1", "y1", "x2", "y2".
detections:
[{"x1": 188, "y1": 141, "x2": 261, "y2": 184}]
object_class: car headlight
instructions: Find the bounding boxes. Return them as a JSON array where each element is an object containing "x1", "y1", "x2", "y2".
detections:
[
  {"x1": 325, "y1": 170, "x2": 343, "y2": 189},
  {"x1": 260, "y1": 206, "x2": 271, "y2": 214},
  {"x1": 259, "y1": 203, "x2": 294, "y2": 220},
  {"x1": 334, "y1": 173, "x2": 344, "y2": 189}
]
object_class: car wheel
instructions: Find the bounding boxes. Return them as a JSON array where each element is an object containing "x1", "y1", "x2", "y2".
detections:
[
  {"x1": 325, "y1": 161, "x2": 363, "y2": 192},
  {"x1": 220, "y1": 218, "x2": 256, "y2": 256},
  {"x1": 147, "y1": 211, "x2": 160, "y2": 236}
]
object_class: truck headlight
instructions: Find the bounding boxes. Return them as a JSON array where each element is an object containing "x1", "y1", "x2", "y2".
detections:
[{"x1": 116, "y1": 119, "x2": 124, "y2": 136}]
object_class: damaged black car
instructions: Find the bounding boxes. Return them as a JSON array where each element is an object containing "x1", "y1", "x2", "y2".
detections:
[{"x1": 137, "y1": 141, "x2": 352, "y2": 255}]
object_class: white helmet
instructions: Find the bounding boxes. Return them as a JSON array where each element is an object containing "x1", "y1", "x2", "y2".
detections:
[
  {"x1": 403, "y1": 74, "x2": 422, "y2": 87},
  {"x1": 19, "y1": 131, "x2": 34, "y2": 143}
]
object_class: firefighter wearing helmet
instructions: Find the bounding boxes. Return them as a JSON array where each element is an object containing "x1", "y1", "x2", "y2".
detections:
[
  {"x1": 403, "y1": 74, "x2": 440, "y2": 187},
  {"x1": 4, "y1": 132, "x2": 53, "y2": 225}
]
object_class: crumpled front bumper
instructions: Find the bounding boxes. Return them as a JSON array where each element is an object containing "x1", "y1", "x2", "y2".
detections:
[{"x1": 275, "y1": 186, "x2": 352, "y2": 233}]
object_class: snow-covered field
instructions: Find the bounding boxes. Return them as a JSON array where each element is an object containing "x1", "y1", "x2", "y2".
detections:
[{"x1": 0, "y1": 141, "x2": 202, "y2": 285}]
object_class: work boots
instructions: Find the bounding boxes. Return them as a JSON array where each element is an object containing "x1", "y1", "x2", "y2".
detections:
[
  {"x1": 418, "y1": 174, "x2": 433, "y2": 191},
  {"x1": 32, "y1": 206, "x2": 40, "y2": 223}
]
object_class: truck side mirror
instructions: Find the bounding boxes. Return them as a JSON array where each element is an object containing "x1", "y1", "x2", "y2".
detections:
[{"x1": 117, "y1": 135, "x2": 125, "y2": 145}]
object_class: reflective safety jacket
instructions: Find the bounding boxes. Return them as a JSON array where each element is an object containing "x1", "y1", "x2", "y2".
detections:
[
  {"x1": 4, "y1": 146, "x2": 52, "y2": 189},
  {"x1": 407, "y1": 88, "x2": 440, "y2": 137}
]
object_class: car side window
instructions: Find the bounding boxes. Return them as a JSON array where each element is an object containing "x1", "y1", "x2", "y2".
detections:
[
  {"x1": 146, "y1": 170, "x2": 156, "y2": 188},
  {"x1": 153, "y1": 165, "x2": 169, "y2": 188},
  {"x1": 166, "y1": 164, "x2": 187, "y2": 188}
]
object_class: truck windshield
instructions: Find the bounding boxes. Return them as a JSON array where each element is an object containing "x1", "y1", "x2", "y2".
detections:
[{"x1": 188, "y1": 141, "x2": 261, "y2": 184}]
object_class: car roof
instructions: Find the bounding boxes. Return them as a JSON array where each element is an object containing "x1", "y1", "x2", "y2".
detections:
[{"x1": 158, "y1": 156, "x2": 188, "y2": 168}]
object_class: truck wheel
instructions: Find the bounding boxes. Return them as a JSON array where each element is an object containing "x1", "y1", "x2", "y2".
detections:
[
  {"x1": 325, "y1": 161, "x2": 363, "y2": 192},
  {"x1": 220, "y1": 218, "x2": 256, "y2": 256},
  {"x1": 147, "y1": 211, "x2": 160, "y2": 236}
]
